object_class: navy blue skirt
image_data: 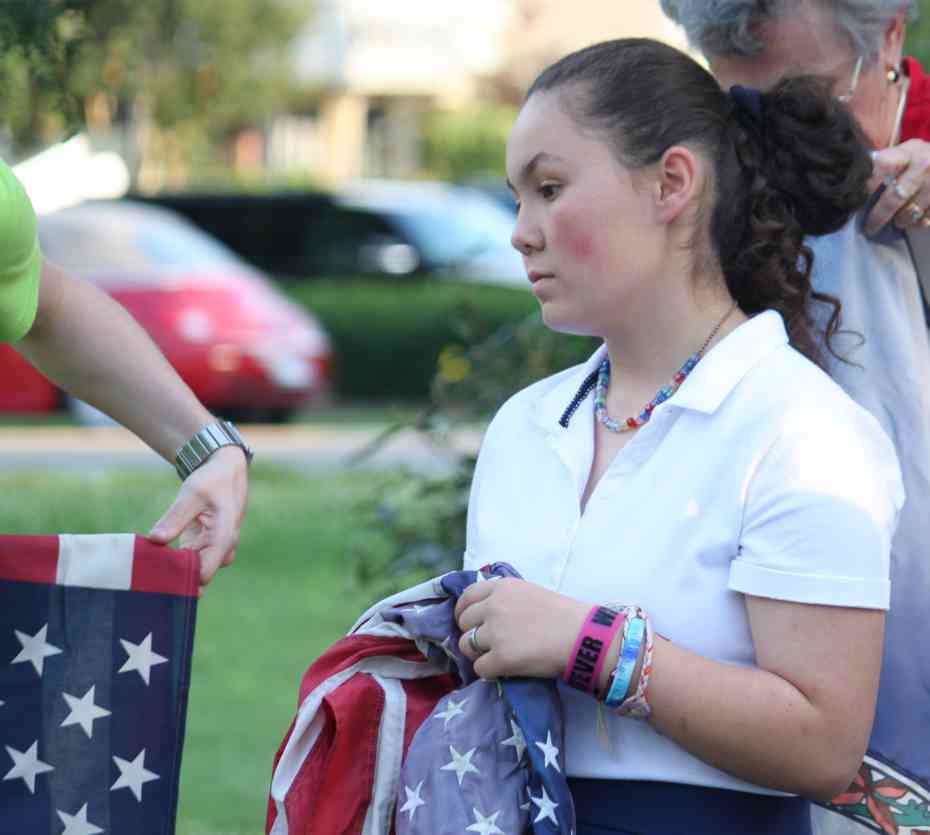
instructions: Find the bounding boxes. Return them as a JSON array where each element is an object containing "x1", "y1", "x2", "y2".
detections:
[{"x1": 569, "y1": 778, "x2": 812, "y2": 835}]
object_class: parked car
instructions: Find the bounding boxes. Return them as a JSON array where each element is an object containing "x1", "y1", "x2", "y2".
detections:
[
  {"x1": 130, "y1": 179, "x2": 527, "y2": 286},
  {"x1": 0, "y1": 200, "x2": 333, "y2": 421}
]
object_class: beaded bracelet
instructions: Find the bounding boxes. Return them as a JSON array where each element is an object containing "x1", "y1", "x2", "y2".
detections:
[
  {"x1": 563, "y1": 605, "x2": 626, "y2": 697},
  {"x1": 604, "y1": 615, "x2": 645, "y2": 709},
  {"x1": 615, "y1": 609, "x2": 655, "y2": 719}
]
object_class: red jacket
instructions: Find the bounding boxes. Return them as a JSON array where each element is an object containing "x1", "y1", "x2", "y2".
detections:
[{"x1": 902, "y1": 56, "x2": 930, "y2": 143}]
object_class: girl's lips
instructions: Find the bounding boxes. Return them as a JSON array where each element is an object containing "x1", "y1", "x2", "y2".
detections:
[{"x1": 528, "y1": 271, "x2": 553, "y2": 283}]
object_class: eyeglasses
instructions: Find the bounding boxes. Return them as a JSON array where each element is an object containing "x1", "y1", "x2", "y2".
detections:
[{"x1": 837, "y1": 55, "x2": 864, "y2": 104}]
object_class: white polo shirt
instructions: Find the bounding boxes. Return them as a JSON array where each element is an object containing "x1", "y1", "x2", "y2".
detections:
[{"x1": 463, "y1": 310, "x2": 904, "y2": 795}]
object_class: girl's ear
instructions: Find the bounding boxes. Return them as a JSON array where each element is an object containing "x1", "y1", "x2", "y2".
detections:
[{"x1": 654, "y1": 145, "x2": 702, "y2": 224}]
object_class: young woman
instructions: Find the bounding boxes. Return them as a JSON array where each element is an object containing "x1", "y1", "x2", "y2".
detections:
[{"x1": 454, "y1": 39, "x2": 903, "y2": 835}]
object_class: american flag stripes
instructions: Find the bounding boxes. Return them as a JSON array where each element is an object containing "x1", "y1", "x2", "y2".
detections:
[{"x1": 0, "y1": 534, "x2": 199, "y2": 835}]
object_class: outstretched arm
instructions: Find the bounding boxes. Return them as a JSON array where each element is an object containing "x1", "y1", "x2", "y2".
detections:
[{"x1": 16, "y1": 261, "x2": 249, "y2": 585}]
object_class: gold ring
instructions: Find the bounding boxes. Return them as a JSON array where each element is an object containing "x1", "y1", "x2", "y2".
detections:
[{"x1": 922, "y1": 215, "x2": 930, "y2": 229}]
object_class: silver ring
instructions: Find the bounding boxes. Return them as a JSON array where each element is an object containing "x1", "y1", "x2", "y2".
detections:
[
  {"x1": 467, "y1": 625, "x2": 485, "y2": 655},
  {"x1": 894, "y1": 182, "x2": 914, "y2": 202}
]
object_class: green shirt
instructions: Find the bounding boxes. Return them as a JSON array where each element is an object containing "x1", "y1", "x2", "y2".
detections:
[{"x1": 0, "y1": 157, "x2": 41, "y2": 342}]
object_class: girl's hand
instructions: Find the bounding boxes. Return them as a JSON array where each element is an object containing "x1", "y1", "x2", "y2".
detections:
[{"x1": 455, "y1": 577, "x2": 589, "y2": 680}]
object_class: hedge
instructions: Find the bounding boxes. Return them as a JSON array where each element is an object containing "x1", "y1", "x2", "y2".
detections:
[{"x1": 282, "y1": 278, "x2": 540, "y2": 400}]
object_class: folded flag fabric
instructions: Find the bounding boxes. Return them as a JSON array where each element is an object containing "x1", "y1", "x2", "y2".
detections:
[
  {"x1": 266, "y1": 563, "x2": 576, "y2": 835},
  {"x1": 0, "y1": 534, "x2": 200, "y2": 835}
]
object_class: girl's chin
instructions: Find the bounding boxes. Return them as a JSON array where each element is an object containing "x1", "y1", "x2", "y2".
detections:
[{"x1": 539, "y1": 304, "x2": 594, "y2": 338}]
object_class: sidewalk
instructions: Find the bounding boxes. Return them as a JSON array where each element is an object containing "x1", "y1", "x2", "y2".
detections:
[{"x1": 0, "y1": 424, "x2": 485, "y2": 475}]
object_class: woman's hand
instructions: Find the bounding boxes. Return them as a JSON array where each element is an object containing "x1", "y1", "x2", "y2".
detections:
[
  {"x1": 865, "y1": 139, "x2": 930, "y2": 236},
  {"x1": 455, "y1": 577, "x2": 589, "y2": 680},
  {"x1": 148, "y1": 446, "x2": 249, "y2": 587}
]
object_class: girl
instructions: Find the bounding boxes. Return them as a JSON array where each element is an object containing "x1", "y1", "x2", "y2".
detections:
[{"x1": 455, "y1": 39, "x2": 903, "y2": 835}]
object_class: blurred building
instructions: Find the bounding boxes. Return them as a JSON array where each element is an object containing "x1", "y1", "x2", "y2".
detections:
[
  {"x1": 279, "y1": 0, "x2": 688, "y2": 184},
  {"x1": 499, "y1": 0, "x2": 689, "y2": 92}
]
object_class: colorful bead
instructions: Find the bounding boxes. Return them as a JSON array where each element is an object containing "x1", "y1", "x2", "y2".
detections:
[
  {"x1": 594, "y1": 346, "x2": 704, "y2": 434},
  {"x1": 593, "y1": 302, "x2": 738, "y2": 435}
]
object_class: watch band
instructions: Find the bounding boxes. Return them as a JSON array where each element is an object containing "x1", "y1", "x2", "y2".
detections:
[{"x1": 174, "y1": 420, "x2": 254, "y2": 480}]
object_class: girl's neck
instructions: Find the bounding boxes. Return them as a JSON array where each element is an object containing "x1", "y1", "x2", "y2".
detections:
[{"x1": 601, "y1": 280, "x2": 746, "y2": 394}]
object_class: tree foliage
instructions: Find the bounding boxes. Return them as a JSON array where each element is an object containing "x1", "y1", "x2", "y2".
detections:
[
  {"x1": 0, "y1": 0, "x2": 309, "y2": 157},
  {"x1": 905, "y1": 6, "x2": 930, "y2": 69}
]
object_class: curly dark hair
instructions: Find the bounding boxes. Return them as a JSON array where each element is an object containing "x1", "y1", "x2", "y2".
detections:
[{"x1": 526, "y1": 38, "x2": 873, "y2": 365}]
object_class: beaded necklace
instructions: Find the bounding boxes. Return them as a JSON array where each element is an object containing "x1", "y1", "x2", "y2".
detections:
[{"x1": 594, "y1": 302, "x2": 738, "y2": 433}]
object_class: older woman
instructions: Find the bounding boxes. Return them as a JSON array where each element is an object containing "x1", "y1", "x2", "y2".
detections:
[{"x1": 660, "y1": 2, "x2": 930, "y2": 834}]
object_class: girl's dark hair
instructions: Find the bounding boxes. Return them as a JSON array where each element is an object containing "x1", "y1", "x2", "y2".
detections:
[{"x1": 526, "y1": 38, "x2": 873, "y2": 365}]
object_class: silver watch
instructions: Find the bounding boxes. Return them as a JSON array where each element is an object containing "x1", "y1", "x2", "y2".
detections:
[{"x1": 174, "y1": 420, "x2": 254, "y2": 480}]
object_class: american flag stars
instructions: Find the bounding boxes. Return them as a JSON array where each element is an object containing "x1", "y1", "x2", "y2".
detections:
[
  {"x1": 11, "y1": 624, "x2": 62, "y2": 676},
  {"x1": 3, "y1": 741, "x2": 54, "y2": 794},
  {"x1": 61, "y1": 686, "x2": 111, "y2": 739},
  {"x1": 535, "y1": 731, "x2": 561, "y2": 773},
  {"x1": 1, "y1": 534, "x2": 200, "y2": 835},
  {"x1": 56, "y1": 803, "x2": 104, "y2": 835},
  {"x1": 399, "y1": 780, "x2": 427, "y2": 821},
  {"x1": 440, "y1": 745, "x2": 482, "y2": 786},
  {"x1": 118, "y1": 632, "x2": 168, "y2": 685},
  {"x1": 3, "y1": 618, "x2": 170, "y2": 814},
  {"x1": 434, "y1": 696, "x2": 468, "y2": 728}
]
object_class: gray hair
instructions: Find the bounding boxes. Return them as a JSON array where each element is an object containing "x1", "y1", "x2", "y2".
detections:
[{"x1": 660, "y1": 0, "x2": 918, "y2": 63}]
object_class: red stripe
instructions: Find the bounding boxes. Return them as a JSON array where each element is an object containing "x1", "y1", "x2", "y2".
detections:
[
  {"x1": 130, "y1": 537, "x2": 200, "y2": 597},
  {"x1": 298, "y1": 635, "x2": 426, "y2": 704},
  {"x1": 0, "y1": 535, "x2": 59, "y2": 584}
]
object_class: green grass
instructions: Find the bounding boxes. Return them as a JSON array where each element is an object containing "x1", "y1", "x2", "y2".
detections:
[{"x1": 0, "y1": 466, "x2": 385, "y2": 835}]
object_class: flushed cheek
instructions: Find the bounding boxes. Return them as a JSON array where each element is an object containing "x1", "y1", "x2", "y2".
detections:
[{"x1": 551, "y1": 205, "x2": 606, "y2": 269}]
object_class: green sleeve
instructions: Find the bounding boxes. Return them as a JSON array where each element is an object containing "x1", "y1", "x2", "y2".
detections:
[{"x1": 0, "y1": 158, "x2": 42, "y2": 342}]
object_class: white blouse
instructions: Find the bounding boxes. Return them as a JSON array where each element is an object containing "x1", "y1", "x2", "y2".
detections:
[{"x1": 463, "y1": 310, "x2": 904, "y2": 794}]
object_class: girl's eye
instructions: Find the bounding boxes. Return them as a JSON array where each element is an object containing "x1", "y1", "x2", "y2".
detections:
[{"x1": 539, "y1": 183, "x2": 560, "y2": 200}]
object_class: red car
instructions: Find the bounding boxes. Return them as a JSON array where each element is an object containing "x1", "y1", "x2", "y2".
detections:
[{"x1": 0, "y1": 200, "x2": 332, "y2": 422}]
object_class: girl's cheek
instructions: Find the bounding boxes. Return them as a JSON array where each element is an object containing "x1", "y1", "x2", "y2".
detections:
[{"x1": 553, "y1": 206, "x2": 600, "y2": 265}]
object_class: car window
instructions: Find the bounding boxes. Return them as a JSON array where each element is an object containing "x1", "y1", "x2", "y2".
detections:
[
  {"x1": 385, "y1": 193, "x2": 515, "y2": 267},
  {"x1": 304, "y1": 208, "x2": 398, "y2": 275},
  {"x1": 38, "y1": 206, "x2": 246, "y2": 277}
]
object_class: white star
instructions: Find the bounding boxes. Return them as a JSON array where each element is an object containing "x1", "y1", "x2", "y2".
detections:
[
  {"x1": 500, "y1": 718, "x2": 527, "y2": 762},
  {"x1": 434, "y1": 697, "x2": 468, "y2": 728},
  {"x1": 3, "y1": 741, "x2": 54, "y2": 794},
  {"x1": 535, "y1": 731, "x2": 561, "y2": 772},
  {"x1": 61, "y1": 686, "x2": 111, "y2": 739},
  {"x1": 530, "y1": 785, "x2": 559, "y2": 825},
  {"x1": 118, "y1": 633, "x2": 167, "y2": 685},
  {"x1": 11, "y1": 624, "x2": 62, "y2": 676},
  {"x1": 466, "y1": 807, "x2": 505, "y2": 835},
  {"x1": 439, "y1": 745, "x2": 481, "y2": 786},
  {"x1": 56, "y1": 803, "x2": 104, "y2": 835},
  {"x1": 399, "y1": 780, "x2": 426, "y2": 821},
  {"x1": 111, "y1": 749, "x2": 159, "y2": 802}
]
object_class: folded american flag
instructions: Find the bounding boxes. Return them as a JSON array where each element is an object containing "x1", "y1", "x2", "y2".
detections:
[
  {"x1": 266, "y1": 564, "x2": 576, "y2": 835},
  {"x1": 0, "y1": 534, "x2": 199, "y2": 835}
]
